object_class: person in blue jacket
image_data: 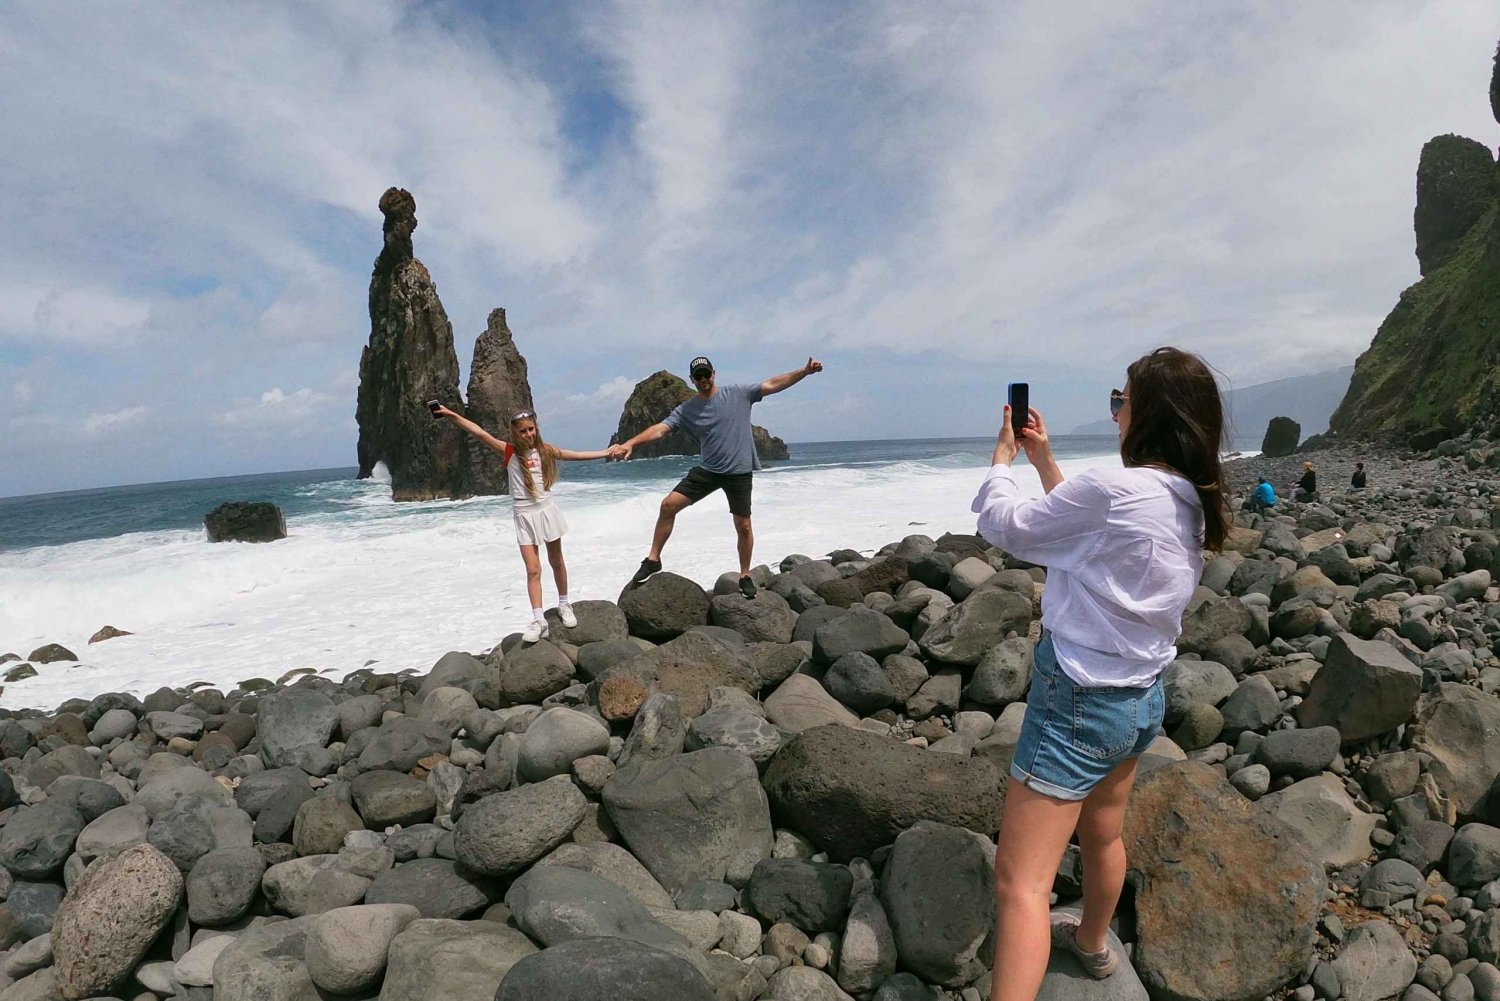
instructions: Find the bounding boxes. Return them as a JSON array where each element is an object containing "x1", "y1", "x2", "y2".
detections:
[{"x1": 1249, "y1": 477, "x2": 1276, "y2": 515}]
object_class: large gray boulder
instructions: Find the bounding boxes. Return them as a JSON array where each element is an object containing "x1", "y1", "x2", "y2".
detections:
[
  {"x1": 763, "y1": 725, "x2": 1004, "y2": 861},
  {"x1": 1124, "y1": 762, "x2": 1324, "y2": 1001},
  {"x1": 1331, "y1": 921, "x2": 1417, "y2": 1001},
  {"x1": 52, "y1": 844, "x2": 183, "y2": 1000},
  {"x1": 305, "y1": 903, "x2": 421, "y2": 995},
  {"x1": 533, "y1": 842, "x2": 675, "y2": 910},
  {"x1": 823, "y1": 652, "x2": 896, "y2": 714},
  {"x1": 881, "y1": 821, "x2": 994, "y2": 988},
  {"x1": 1296, "y1": 633, "x2": 1423, "y2": 744},
  {"x1": 505, "y1": 865, "x2": 707, "y2": 978},
  {"x1": 710, "y1": 591, "x2": 798, "y2": 644},
  {"x1": 1176, "y1": 596, "x2": 1253, "y2": 657},
  {"x1": 543, "y1": 599, "x2": 629, "y2": 646},
  {"x1": 1161, "y1": 660, "x2": 1237, "y2": 726},
  {"x1": 499, "y1": 640, "x2": 575, "y2": 705},
  {"x1": 763, "y1": 676, "x2": 859, "y2": 734},
  {"x1": 596, "y1": 632, "x2": 758, "y2": 718},
  {"x1": 351, "y1": 770, "x2": 437, "y2": 829},
  {"x1": 965, "y1": 637, "x2": 1033, "y2": 707},
  {"x1": 257, "y1": 688, "x2": 339, "y2": 768},
  {"x1": 744, "y1": 858, "x2": 854, "y2": 933},
  {"x1": 380, "y1": 917, "x2": 538, "y2": 1001},
  {"x1": 1035, "y1": 906, "x2": 1149, "y2": 1001},
  {"x1": 1411, "y1": 683, "x2": 1500, "y2": 814},
  {"x1": 838, "y1": 889, "x2": 898, "y2": 993},
  {"x1": 685, "y1": 705, "x2": 782, "y2": 765},
  {"x1": 918, "y1": 588, "x2": 1032, "y2": 667},
  {"x1": 812, "y1": 609, "x2": 911, "y2": 664},
  {"x1": 365, "y1": 858, "x2": 491, "y2": 919},
  {"x1": 618, "y1": 572, "x2": 712, "y2": 641},
  {"x1": 495, "y1": 937, "x2": 715, "y2": 1001},
  {"x1": 516, "y1": 708, "x2": 610, "y2": 783},
  {"x1": 452, "y1": 775, "x2": 587, "y2": 876},
  {"x1": 0, "y1": 801, "x2": 84, "y2": 880},
  {"x1": 603, "y1": 748, "x2": 773, "y2": 891},
  {"x1": 186, "y1": 846, "x2": 266, "y2": 926},
  {"x1": 1260, "y1": 774, "x2": 1377, "y2": 867},
  {"x1": 211, "y1": 917, "x2": 316, "y2": 1001},
  {"x1": 765, "y1": 967, "x2": 857, "y2": 999}
]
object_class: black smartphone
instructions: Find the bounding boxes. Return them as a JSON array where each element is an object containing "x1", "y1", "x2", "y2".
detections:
[
  {"x1": 426, "y1": 399, "x2": 442, "y2": 416},
  {"x1": 1007, "y1": 383, "x2": 1029, "y2": 434}
]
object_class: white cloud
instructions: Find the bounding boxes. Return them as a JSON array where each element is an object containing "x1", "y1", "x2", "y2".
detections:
[
  {"x1": 82, "y1": 405, "x2": 148, "y2": 436},
  {"x1": 220, "y1": 388, "x2": 335, "y2": 429},
  {"x1": 566, "y1": 375, "x2": 635, "y2": 405},
  {"x1": 0, "y1": 281, "x2": 151, "y2": 346}
]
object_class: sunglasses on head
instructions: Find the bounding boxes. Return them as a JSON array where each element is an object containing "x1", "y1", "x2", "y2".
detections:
[
  {"x1": 511, "y1": 410, "x2": 536, "y2": 423},
  {"x1": 1109, "y1": 390, "x2": 1127, "y2": 417}
]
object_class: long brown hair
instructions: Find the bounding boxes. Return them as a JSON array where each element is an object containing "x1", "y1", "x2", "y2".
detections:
[
  {"x1": 1119, "y1": 347, "x2": 1231, "y2": 551},
  {"x1": 509, "y1": 417, "x2": 559, "y2": 499}
]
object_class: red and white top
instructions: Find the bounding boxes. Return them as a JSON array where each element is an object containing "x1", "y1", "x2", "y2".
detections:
[{"x1": 501, "y1": 444, "x2": 550, "y2": 508}]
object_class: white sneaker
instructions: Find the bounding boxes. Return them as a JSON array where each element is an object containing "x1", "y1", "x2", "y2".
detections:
[
  {"x1": 559, "y1": 603, "x2": 578, "y2": 629},
  {"x1": 522, "y1": 619, "x2": 549, "y2": 644}
]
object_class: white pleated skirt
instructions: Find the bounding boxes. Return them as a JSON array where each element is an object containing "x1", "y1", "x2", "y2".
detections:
[{"x1": 513, "y1": 499, "x2": 569, "y2": 546}]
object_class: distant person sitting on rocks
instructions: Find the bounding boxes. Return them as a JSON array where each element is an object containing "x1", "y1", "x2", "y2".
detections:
[
  {"x1": 1294, "y1": 461, "x2": 1318, "y2": 502},
  {"x1": 1351, "y1": 461, "x2": 1367, "y2": 489},
  {"x1": 433, "y1": 405, "x2": 612, "y2": 643},
  {"x1": 610, "y1": 355, "x2": 823, "y2": 597},
  {"x1": 1249, "y1": 477, "x2": 1276, "y2": 514},
  {"x1": 970, "y1": 347, "x2": 1229, "y2": 1000}
]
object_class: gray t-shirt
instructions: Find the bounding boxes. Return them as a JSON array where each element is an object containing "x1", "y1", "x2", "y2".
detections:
[{"x1": 663, "y1": 383, "x2": 764, "y2": 474}]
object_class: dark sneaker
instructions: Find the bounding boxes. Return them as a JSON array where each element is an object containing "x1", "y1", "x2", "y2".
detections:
[
  {"x1": 738, "y1": 575, "x2": 757, "y2": 599},
  {"x1": 630, "y1": 558, "x2": 662, "y2": 587}
]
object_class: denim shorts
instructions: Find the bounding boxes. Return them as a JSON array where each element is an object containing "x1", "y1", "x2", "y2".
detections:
[{"x1": 1010, "y1": 632, "x2": 1166, "y2": 801}]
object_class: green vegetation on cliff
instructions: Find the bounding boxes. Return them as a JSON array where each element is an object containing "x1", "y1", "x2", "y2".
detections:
[
  {"x1": 1327, "y1": 43, "x2": 1500, "y2": 446},
  {"x1": 1328, "y1": 200, "x2": 1500, "y2": 441}
]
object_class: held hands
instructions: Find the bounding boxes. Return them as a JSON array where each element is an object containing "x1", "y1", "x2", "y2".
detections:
[{"x1": 607, "y1": 443, "x2": 633, "y2": 461}]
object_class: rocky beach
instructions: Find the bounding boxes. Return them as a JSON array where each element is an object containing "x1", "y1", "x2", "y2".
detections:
[{"x1": 0, "y1": 430, "x2": 1498, "y2": 1001}]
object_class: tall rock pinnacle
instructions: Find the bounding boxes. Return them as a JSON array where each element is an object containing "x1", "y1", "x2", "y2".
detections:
[
  {"x1": 355, "y1": 187, "x2": 469, "y2": 501},
  {"x1": 464, "y1": 308, "x2": 536, "y2": 495}
]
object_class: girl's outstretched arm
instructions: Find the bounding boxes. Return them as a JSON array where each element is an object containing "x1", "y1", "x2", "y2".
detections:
[
  {"x1": 434, "y1": 405, "x2": 512, "y2": 457},
  {"x1": 547, "y1": 445, "x2": 612, "y2": 461}
]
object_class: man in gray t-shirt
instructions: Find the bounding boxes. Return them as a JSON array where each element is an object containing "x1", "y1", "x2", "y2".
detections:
[{"x1": 611, "y1": 354, "x2": 824, "y2": 597}]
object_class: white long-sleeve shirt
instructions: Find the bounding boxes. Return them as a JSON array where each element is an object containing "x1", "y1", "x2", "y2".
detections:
[{"x1": 971, "y1": 463, "x2": 1204, "y2": 687}]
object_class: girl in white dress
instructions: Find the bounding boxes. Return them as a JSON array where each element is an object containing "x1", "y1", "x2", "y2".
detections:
[{"x1": 435, "y1": 405, "x2": 610, "y2": 642}]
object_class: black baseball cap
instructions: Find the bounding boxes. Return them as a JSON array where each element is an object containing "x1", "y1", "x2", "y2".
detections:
[{"x1": 689, "y1": 356, "x2": 714, "y2": 378}]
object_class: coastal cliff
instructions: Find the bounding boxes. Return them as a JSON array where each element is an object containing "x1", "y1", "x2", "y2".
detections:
[{"x1": 1328, "y1": 46, "x2": 1500, "y2": 446}]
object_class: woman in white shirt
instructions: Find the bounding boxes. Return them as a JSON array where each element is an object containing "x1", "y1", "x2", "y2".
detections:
[{"x1": 972, "y1": 348, "x2": 1229, "y2": 997}]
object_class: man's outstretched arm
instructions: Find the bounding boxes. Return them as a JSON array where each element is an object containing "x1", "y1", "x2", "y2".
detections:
[
  {"x1": 760, "y1": 357, "x2": 824, "y2": 397},
  {"x1": 609, "y1": 421, "x2": 673, "y2": 460}
]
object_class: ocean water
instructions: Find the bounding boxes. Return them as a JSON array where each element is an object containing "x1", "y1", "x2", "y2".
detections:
[{"x1": 0, "y1": 436, "x2": 1126, "y2": 710}]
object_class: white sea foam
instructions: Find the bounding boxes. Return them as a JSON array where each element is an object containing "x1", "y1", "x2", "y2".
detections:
[{"x1": 0, "y1": 452, "x2": 1117, "y2": 709}]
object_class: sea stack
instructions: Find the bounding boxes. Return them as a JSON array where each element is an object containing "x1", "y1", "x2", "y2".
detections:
[
  {"x1": 464, "y1": 308, "x2": 536, "y2": 495},
  {"x1": 355, "y1": 188, "x2": 469, "y2": 501},
  {"x1": 610, "y1": 371, "x2": 789, "y2": 461}
]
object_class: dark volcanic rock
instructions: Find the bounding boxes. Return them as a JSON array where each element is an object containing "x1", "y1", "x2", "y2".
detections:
[
  {"x1": 496, "y1": 936, "x2": 715, "y2": 1001},
  {"x1": 602, "y1": 748, "x2": 773, "y2": 891},
  {"x1": 595, "y1": 631, "x2": 757, "y2": 718},
  {"x1": 1261, "y1": 417, "x2": 1302, "y2": 458},
  {"x1": 203, "y1": 501, "x2": 287, "y2": 543},
  {"x1": 1296, "y1": 632, "x2": 1423, "y2": 744},
  {"x1": 762, "y1": 725, "x2": 1004, "y2": 861},
  {"x1": 618, "y1": 572, "x2": 711, "y2": 641},
  {"x1": 355, "y1": 187, "x2": 469, "y2": 502},
  {"x1": 744, "y1": 858, "x2": 853, "y2": 933},
  {"x1": 609, "y1": 370, "x2": 789, "y2": 462},
  {"x1": 463, "y1": 307, "x2": 534, "y2": 495},
  {"x1": 1415, "y1": 134, "x2": 1498, "y2": 276}
]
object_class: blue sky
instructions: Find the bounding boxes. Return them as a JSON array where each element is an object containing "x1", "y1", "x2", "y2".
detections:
[{"x1": 2, "y1": 1, "x2": 1497, "y2": 496}]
